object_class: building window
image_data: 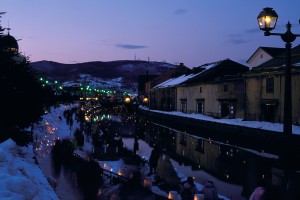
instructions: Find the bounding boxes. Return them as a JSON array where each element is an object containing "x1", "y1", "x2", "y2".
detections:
[
  {"x1": 199, "y1": 87, "x2": 202, "y2": 93},
  {"x1": 195, "y1": 139, "x2": 204, "y2": 153},
  {"x1": 266, "y1": 77, "x2": 274, "y2": 93},
  {"x1": 261, "y1": 54, "x2": 263, "y2": 58},
  {"x1": 180, "y1": 99, "x2": 187, "y2": 113},
  {"x1": 224, "y1": 84, "x2": 228, "y2": 92},
  {"x1": 180, "y1": 133, "x2": 187, "y2": 146},
  {"x1": 196, "y1": 100, "x2": 204, "y2": 114}
]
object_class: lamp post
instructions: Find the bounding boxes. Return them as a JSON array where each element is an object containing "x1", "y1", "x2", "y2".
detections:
[
  {"x1": 257, "y1": 7, "x2": 300, "y2": 134},
  {"x1": 257, "y1": 7, "x2": 300, "y2": 199},
  {"x1": 133, "y1": 102, "x2": 139, "y2": 155}
]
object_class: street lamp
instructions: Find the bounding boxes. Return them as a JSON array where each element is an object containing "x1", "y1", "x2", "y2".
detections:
[
  {"x1": 257, "y1": 7, "x2": 300, "y2": 135},
  {"x1": 133, "y1": 105, "x2": 139, "y2": 155},
  {"x1": 257, "y1": 8, "x2": 300, "y2": 199}
]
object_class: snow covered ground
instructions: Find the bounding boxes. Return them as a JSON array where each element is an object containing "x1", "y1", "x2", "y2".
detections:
[
  {"x1": 0, "y1": 104, "x2": 80, "y2": 200},
  {"x1": 0, "y1": 139, "x2": 59, "y2": 200}
]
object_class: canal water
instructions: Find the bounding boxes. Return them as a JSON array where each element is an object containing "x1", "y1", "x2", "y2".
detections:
[
  {"x1": 138, "y1": 120, "x2": 277, "y2": 200},
  {"x1": 91, "y1": 104, "x2": 300, "y2": 200}
]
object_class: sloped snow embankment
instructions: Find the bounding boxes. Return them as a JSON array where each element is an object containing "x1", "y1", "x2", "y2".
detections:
[{"x1": 0, "y1": 139, "x2": 59, "y2": 200}]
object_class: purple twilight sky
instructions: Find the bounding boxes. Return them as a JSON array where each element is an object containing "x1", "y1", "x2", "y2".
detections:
[{"x1": 1, "y1": 0, "x2": 300, "y2": 68}]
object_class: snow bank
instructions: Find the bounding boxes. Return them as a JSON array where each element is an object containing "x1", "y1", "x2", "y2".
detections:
[
  {"x1": 0, "y1": 139, "x2": 59, "y2": 200},
  {"x1": 140, "y1": 106, "x2": 300, "y2": 135}
]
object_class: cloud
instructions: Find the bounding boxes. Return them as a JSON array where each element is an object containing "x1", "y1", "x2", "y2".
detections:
[
  {"x1": 228, "y1": 34, "x2": 242, "y2": 37},
  {"x1": 174, "y1": 9, "x2": 187, "y2": 15},
  {"x1": 228, "y1": 38, "x2": 248, "y2": 44},
  {"x1": 227, "y1": 34, "x2": 248, "y2": 44},
  {"x1": 245, "y1": 28, "x2": 260, "y2": 34},
  {"x1": 116, "y1": 44, "x2": 148, "y2": 49}
]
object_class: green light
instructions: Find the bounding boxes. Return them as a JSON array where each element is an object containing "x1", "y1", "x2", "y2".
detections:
[
  {"x1": 54, "y1": 80, "x2": 58, "y2": 84},
  {"x1": 59, "y1": 86, "x2": 63, "y2": 90},
  {"x1": 45, "y1": 80, "x2": 49, "y2": 84},
  {"x1": 40, "y1": 77, "x2": 43, "y2": 81},
  {"x1": 80, "y1": 87, "x2": 83, "y2": 90}
]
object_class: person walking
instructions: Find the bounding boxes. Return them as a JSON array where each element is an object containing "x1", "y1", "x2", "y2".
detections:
[
  {"x1": 249, "y1": 179, "x2": 266, "y2": 200},
  {"x1": 148, "y1": 147, "x2": 160, "y2": 175},
  {"x1": 249, "y1": 186, "x2": 266, "y2": 200},
  {"x1": 202, "y1": 180, "x2": 218, "y2": 200},
  {"x1": 180, "y1": 176, "x2": 199, "y2": 200}
]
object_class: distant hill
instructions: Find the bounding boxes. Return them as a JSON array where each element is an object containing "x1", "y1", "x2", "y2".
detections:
[{"x1": 30, "y1": 60, "x2": 176, "y2": 92}]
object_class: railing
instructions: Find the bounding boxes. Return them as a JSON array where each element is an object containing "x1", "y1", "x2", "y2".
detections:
[
  {"x1": 101, "y1": 168, "x2": 129, "y2": 185},
  {"x1": 101, "y1": 166, "x2": 169, "y2": 199},
  {"x1": 91, "y1": 148, "x2": 169, "y2": 200}
]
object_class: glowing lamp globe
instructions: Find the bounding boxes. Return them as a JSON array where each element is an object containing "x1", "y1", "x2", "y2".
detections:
[{"x1": 257, "y1": 7, "x2": 278, "y2": 32}]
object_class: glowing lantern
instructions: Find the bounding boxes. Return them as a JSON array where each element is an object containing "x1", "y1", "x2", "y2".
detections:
[
  {"x1": 143, "y1": 177, "x2": 152, "y2": 188},
  {"x1": 143, "y1": 97, "x2": 149, "y2": 103},
  {"x1": 194, "y1": 194, "x2": 204, "y2": 200},
  {"x1": 117, "y1": 169, "x2": 122, "y2": 176},
  {"x1": 124, "y1": 97, "x2": 131, "y2": 103},
  {"x1": 168, "y1": 191, "x2": 179, "y2": 200}
]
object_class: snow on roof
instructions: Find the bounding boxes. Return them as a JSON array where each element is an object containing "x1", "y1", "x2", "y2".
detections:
[
  {"x1": 199, "y1": 62, "x2": 219, "y2": 71},
  {"x1": 154, "y1": 60, "x2": 223, "y2": 89},
  {"x1": 154, "y1": 72, "x2": 200, "y2": 88}
]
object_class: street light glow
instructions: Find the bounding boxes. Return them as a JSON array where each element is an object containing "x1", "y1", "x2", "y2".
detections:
[{"x1": 257, "y1": 7, "x2": 278, "y2": 31}]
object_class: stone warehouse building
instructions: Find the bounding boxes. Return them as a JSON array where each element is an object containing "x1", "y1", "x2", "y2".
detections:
[{"x1": 245, "y1": 44, "x2": 300, "y2": 124}]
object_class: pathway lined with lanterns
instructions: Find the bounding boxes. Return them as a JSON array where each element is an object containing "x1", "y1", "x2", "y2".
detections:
[{"x1": 32, "y1": 103, "x2": 163, "y2": 199}]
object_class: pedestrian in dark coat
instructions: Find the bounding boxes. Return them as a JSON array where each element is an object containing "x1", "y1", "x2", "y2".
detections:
[
  {"x1": 148, "y1": 147, "x2": 160, "y2": 175},
  {"x1": 249, "y1": 186, "x2": 266, "y2": 200},
  {"x1": 249, "y1": 179, "x2": 267, "y2": 200},
  {"x1": 51, "y1": 140, "x2": 62, "y2": 178},
  {"x1": 77, "y1": 133, "x2": 84, "y2": 151},
  {"x1": 202, "y1": 180, "x2": 218, "y2": 200},
  {"x1": 180, "y1": 176, "x2": 199, "y2": 200}
]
